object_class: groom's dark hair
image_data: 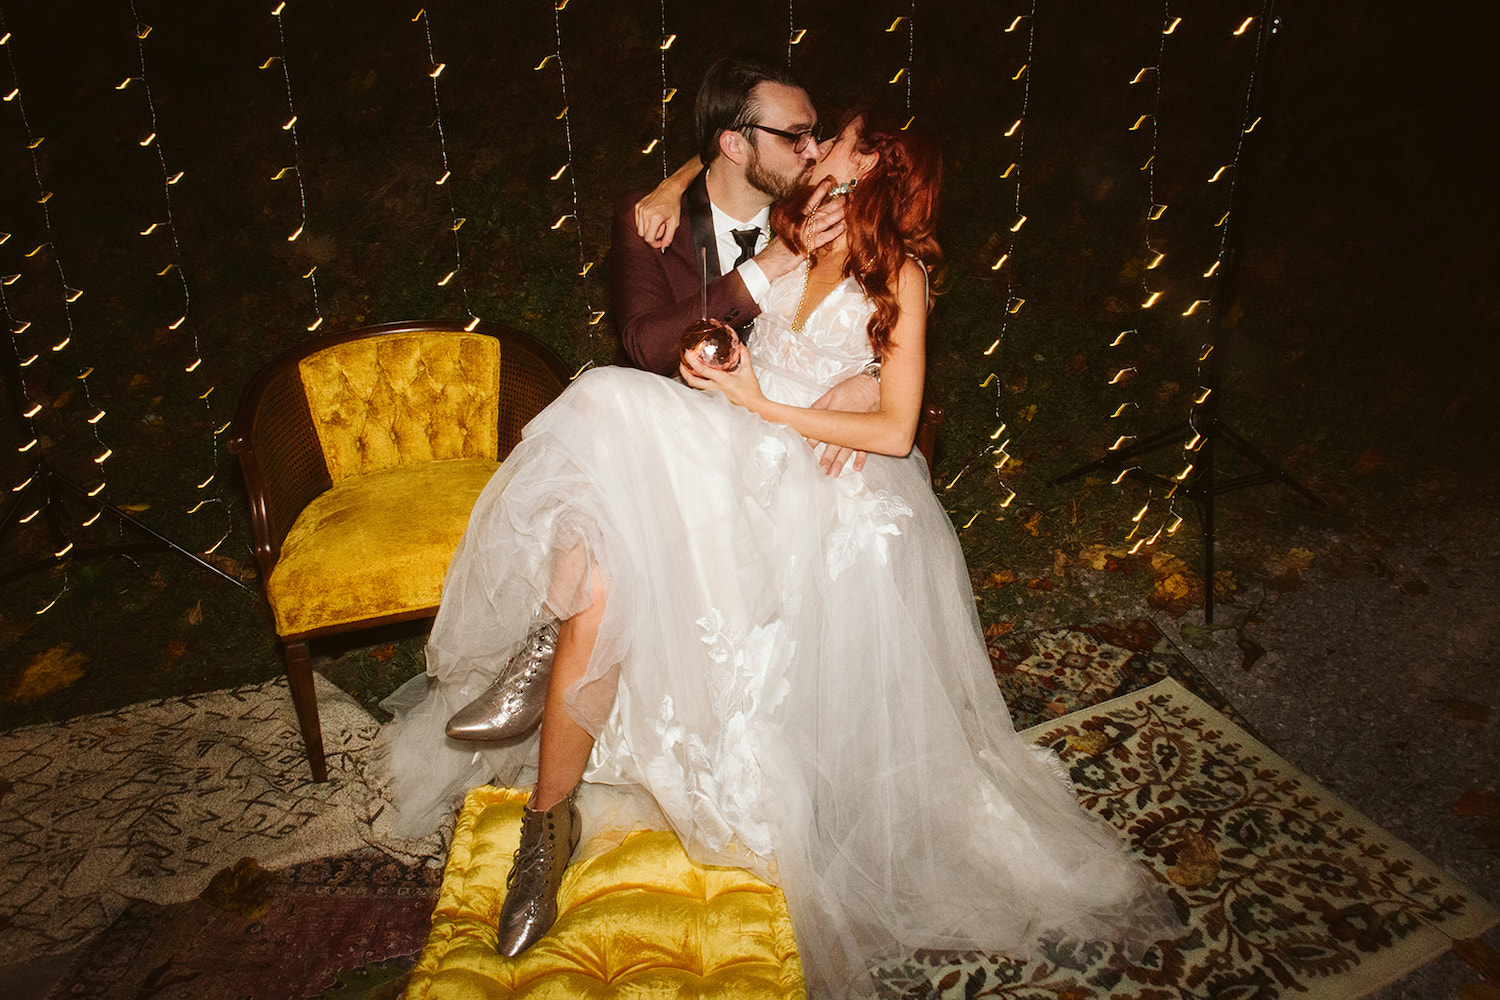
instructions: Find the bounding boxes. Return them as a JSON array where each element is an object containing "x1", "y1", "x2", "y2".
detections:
[{"x1": 694, "y1": 57, "x2": 803, "y2": 166}]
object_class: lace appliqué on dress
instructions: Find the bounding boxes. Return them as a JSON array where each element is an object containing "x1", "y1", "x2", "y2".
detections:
[
  {"x1": 826, "y1": 475, "x2": 914, "y2": 581},
  {"x1": 639, "y1": 613, "x2": 792, "y2": 864}
]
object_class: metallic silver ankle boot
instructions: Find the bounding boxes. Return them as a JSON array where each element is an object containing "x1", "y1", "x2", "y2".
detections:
[
  {"x1": 496, "y1": 790, "x2": 581, "y2": 956},
  {"x1": 446, "y1": 621, "x2": 559, "y2": 741}
]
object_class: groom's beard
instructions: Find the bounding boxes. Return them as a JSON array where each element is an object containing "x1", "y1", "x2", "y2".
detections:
[{"x1": 746, "y1": 147, "x2": 811, "y2": 202}]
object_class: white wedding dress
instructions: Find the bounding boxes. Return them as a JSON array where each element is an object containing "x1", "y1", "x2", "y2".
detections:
[{"x1": 377, "y1": 264, "x2": 1176, "y2": 997}]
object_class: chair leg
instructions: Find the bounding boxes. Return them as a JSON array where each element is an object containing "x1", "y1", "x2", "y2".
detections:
[{"x1": 281, "y1": 639, "x2": 328, "y2": 782}]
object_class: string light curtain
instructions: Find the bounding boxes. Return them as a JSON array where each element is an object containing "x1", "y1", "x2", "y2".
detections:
[
  {"x1": 1, "y1": 14, "x2": 111, "y2": 611},
  {"x1": 943, "y1": 3, "x2": 1036, "y2": 526},
  {"x1": 263, "y1": 1, "x2": 325, "y2": 334},
  {"x1": 539, "y1": 0, "x2": 605, "y2": 361},
  {"x1": 413, "y1": 7, "x2": 480, "y2": 331},
  {"x1": 118, "y1": 3, "x2": 234, "y2": 553}
]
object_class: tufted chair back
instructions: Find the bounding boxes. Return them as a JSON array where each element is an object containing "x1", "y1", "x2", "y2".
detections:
[{"x1": 298, "y1": 332, "x2": 500, "y2": 482}]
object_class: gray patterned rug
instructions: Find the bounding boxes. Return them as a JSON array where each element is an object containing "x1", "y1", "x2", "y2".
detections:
[{"x1": 0, "y1": 673, "x2": 440, "y2": 967}]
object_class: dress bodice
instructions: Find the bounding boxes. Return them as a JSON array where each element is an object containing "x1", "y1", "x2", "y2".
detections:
[{"x1": 750, "y1": 263, "x2": 874, "y2": 407}]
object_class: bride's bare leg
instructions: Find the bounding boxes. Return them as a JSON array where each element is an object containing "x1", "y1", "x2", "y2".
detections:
[
  {"x1": 495, "y1": 561, "x2": 607, "y2": 956},
  {"x1": 533, "y1": 566, "x2": 606, "y2": 809}
]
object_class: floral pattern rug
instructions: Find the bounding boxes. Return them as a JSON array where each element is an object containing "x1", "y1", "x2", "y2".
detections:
[
  {"x1": 875, "y1": 678, "x2": 1498, "y2": 998},
  {"x1": 987, "y1": 617, "x2": 1255, "y2": 735}
]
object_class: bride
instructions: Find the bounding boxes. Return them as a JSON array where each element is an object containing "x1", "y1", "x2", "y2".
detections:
[{"x1": 378, "y1": 107, "x2": 1176, "y2": 997}]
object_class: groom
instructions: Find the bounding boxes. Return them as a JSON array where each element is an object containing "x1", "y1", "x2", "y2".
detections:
[{"x1": 609, "y1": 57, "x2": 863, "y2": 388}]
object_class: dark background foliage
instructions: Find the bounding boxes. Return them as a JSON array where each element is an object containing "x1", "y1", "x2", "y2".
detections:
[{"x1": 1, "y1": 0, "x2": 1494, "y2": 726}]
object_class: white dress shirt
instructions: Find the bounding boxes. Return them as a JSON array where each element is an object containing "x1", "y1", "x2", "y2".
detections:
[{"x1": 708, "y1": 200, "x2": 773, "y2": 305}]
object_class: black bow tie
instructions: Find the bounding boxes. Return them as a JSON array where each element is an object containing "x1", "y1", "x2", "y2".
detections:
[{"x1": 731, "y1": 227, "x2": 761, "y2": 268}]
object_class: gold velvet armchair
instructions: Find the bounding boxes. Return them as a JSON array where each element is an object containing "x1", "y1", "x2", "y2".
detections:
[{"x1": 229, "y1": 320, "x2": 569, "y2": 781}]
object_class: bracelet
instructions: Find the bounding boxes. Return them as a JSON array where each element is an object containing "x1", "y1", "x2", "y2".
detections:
[{"x1": 861, "y1": 361, "x2": 881, "y2": 382}]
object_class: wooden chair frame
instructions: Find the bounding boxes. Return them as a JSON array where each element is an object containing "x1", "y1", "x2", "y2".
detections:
[{"x1": 229, "y1": 320, "x2": 569, "y2": 781}]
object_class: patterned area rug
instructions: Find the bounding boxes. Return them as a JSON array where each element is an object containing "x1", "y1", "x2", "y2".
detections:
[
  {"x1": 0, "y1": 673, "x2": 440, "y2": 968},
  {"x1": 875, "y1": 678, "x2": 1499, "y2": 998},
  {"x1": 40, "y1": 853, "x2": 442, "y2": 1000},
  {"x1": 16, "y1": 624, "x2": 1493, "y2": 998},
  {"x1": 987, "y1": 617, "x2": 1255, "y2": 735}
]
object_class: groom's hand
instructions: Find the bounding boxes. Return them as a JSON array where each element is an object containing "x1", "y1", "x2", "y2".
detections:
[{"x1": 809, "y1": 372, "x2": 880, "y2": 476}]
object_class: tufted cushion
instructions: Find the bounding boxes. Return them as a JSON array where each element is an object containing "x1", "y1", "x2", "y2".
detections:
[
  {"x1": 406, "y1": 786, "x2": 805, "y2": 999},
  {"x1": 266, "y1": 457, "x2": 498, "y2": 635},
  {"x1": 298, "y1": 332, "x2": 501, "y2": 483}
]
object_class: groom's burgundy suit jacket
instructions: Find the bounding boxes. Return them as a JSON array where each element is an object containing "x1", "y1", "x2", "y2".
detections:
[{"x1": 609, "y1": 172, "x2": 763, "y2": 376}]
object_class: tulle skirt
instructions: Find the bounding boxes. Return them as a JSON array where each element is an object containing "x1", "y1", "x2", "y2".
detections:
[{"x1": 376, "y1": 366, "x2": 1176, "y2": 997}]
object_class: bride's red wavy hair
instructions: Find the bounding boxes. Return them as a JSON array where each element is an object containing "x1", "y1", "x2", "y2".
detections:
[{"x1": 772, "y1": 107, "x2": 944, "y2": 356}]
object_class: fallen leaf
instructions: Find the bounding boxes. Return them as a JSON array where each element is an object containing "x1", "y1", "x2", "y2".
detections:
[
  {"x1": 1066, "y1": 731, "x2": 1111, "y2": 755},
  {"x1": 1283, "y1": 547, "x2": 1315, "y2": 571},
  {"x1": 202, "y1": 553, "x2": 258, "y2": 582},
  {"x1": 1271, "y1": 569, "x2": 1302, "y2": 593},
  {"x1": 1213, "y1": 570, "x2": 1239, "y2": 600},
  {"x1": 989, "y1": 569, "x2": 1018, "y2": 588},
  {"x1": 1018, "y1": 403, "x2": 1038, "y2": 422},
  {"x1": 1178, "y1": 622, "x2": 1217, "y2": 645},
  {"x1": 164, "y1": 638, "x2": 188, "y2": 661},
  {"x1": 371, "y1": 644, "x2": 397, "y2": 663},
  {"x1": 1025, "y1": 577, "x2": 1054, "y2": 591},
  {"x1": 1351, "y1": 448, "x2": 1388, "y2": 475},
  {"x1": 1166, "y1": 831, "x2": 1221, "y2": 887},
  {"x1": 1021, "y1": 511, "x2": 1044, "y2": 537},
  {"x1": 984, "y1": 621, "x2": 1015, "y2": 638},
  {"x1": 1148, "y1": 571, "x2": 1202, "y2": 618},
  {"x1": 1150, "y1": 551, "x2": 1193, "y2": 578},
  {"x1": 200, "y1": 857, "x2": 277, "y2": 919},
  {"x1": 118, "y1": 502, "x2": 151, "y2": 513},
  {"x1": 186, "y1": 601, "x2": 203, "y2": 626},
  {"x1": 1451, "y1": 788, "x2": 1500, "y2": 818},
  {"x1": 1052, "y1": 549, "x2": 1070, "y2": 578},
  {"x1": 1434, "y1": 698, "x2": 1491, "y2": 723},
  {"x1": 10, "y1": 645, "x2": 89, "y2": 703},
  {"x1": 148, "y1": 571, "x2": 169, "y2": 592},
  {"x1": 1454, "y1": 938, "x2": 1500, "y2": 986}
]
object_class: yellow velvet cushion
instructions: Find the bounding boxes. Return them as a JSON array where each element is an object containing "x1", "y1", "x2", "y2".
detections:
[
  {"x1": 406, "y1": 786, "x2": 805, "y2": 1000},
  {"x1": 266, "y1": 457, "x2": 498, "y2": 635},
  {"x1": 298, "y1": 332, "x2": 501, "y2": 483}
]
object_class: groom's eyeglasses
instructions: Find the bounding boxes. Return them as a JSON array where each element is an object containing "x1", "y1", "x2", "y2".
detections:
[{"x1": 744, "y1": 123, "x2": 823, "y2": 154}]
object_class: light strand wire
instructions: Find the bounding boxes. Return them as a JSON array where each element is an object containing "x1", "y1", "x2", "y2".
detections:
[
  {"x1": 545, "y1": 0, "x2": 604, "y2": 355},
  {"x1": 125, "y1": 2, "x2": 233, "y2": 550},
  {"x1": 943, "y1": 1, "x2": 1035, "y2": 517},
  {"x1": 267, "y1": 2, "x2": 324, "y2": 332},
  {"x1": 415, "y1": 7, "x2": 478, "y2": 328},
  {"x1": 0, "y1": 13, "x2": 112, "y2": 604}
]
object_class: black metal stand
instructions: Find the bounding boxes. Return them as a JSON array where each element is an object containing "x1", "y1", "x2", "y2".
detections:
[
  {"x1": 0, "y1": 455, "x2": 251, "y2": 589},
  {"x1": 1, "y1": 310, "x2": 250, "y2": 592},
  {"x1": 1051, "y1": 382, "x2": 1321, "y2": 622},
  {"x1": 1050, "y1": 0, "x2": 1321, "y2": 624}
]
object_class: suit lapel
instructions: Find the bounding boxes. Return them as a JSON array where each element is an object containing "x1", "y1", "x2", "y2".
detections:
[{"x1": 686, "y1": 172, "x2": 720, "y2": 281}]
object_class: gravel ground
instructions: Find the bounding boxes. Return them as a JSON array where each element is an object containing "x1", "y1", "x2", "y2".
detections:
[{"x1": 1146, "y1": 493, "x2": 1500, "y2": 998}]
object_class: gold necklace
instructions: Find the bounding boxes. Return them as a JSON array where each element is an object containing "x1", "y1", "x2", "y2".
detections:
[{"x1": 791, "y1": 260, "x2": 813, "y2": 333}]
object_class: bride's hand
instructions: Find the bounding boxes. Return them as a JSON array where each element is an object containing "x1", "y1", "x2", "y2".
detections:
[
  {"x1": 679, "y1": 343, "x2": 765, "y2": 410},
  {"x1": 635, "y1": 187, "x2": 682, "y2": 250}
]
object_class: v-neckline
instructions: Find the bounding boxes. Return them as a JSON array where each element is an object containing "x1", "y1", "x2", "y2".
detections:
[{"x1": 792, "y1": 261, "x2": 852, "y2": 333}]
